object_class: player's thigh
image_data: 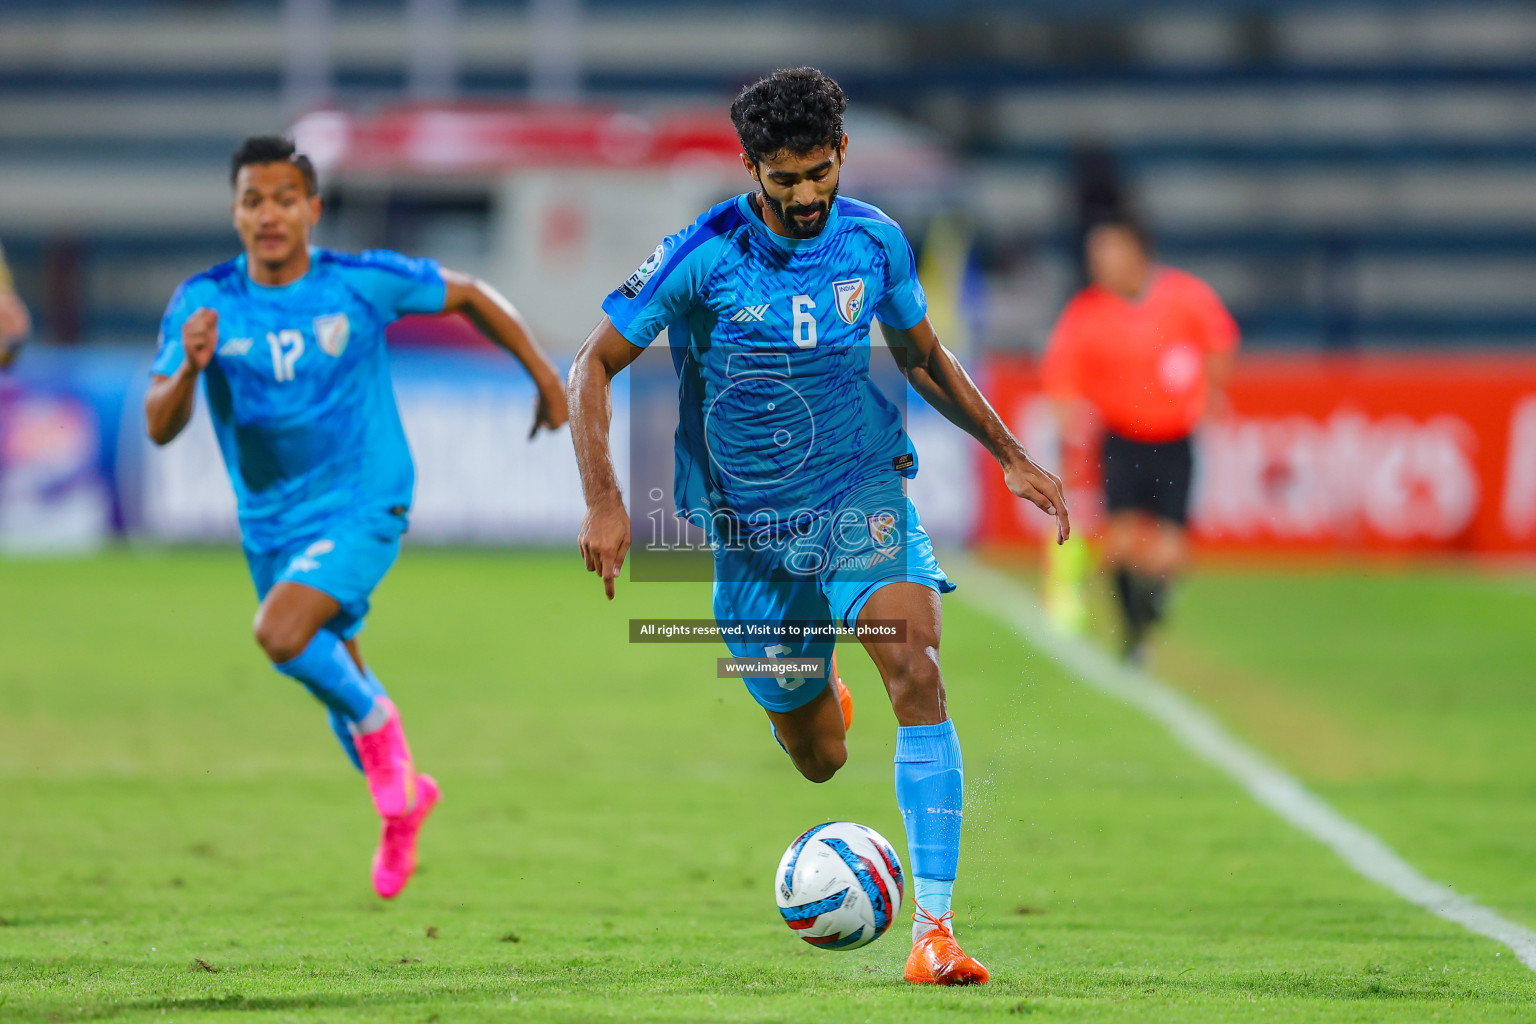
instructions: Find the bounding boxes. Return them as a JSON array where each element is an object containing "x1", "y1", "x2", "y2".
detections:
[
  {"x1": 817, "y1": 483, "x2": 954, "y2": 633},
  {"x1": 272, "y1": 514, "x2": 406, "y2": 639},
  {"x1": 712, "y1": 543, "x2": 836, "y2": 716},
  {"x1": 764, "y1": 683, "x2": 846, "y2": 765},
  {"x1": 817, "y1": 483, "x2": 952, "y2": 723},
  {"x1": 855, "y1": 581, "x2": 946, "y2": 725},
  {"x1": 255, "y1": 581, "x2": 344, "y2": 653}
]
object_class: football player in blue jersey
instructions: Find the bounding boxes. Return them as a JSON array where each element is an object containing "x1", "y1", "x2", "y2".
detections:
[
  {"x1": 569, "y1": 69, "x2": 1069, "y2": 984},
  {"x1": 145, "y1": 136, "x2": 567, "y2": 899}
]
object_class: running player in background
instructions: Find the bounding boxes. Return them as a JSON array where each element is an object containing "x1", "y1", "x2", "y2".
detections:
[
  {"x1": 569, "y1": 68, "x2": 1068, "y2": 985},
  {"x1": 145, "y1": 136, "x2": 567, "y2": 898},
  {"x1": 1042, "y1": 217, "x2": 1238, "y2": 663},
  {"x1": 0, "y1": 241, "x2": 32, "y2": 370}
]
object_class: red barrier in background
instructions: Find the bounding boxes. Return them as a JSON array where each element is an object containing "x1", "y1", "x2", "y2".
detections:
[{"x1": 978, "y1": 354, "x2": 1536, "y2": 555}]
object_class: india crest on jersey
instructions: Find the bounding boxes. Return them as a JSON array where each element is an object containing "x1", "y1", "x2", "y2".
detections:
[
  {"x1": 866, "y1": 510, "x2": 899, "y2": 548},
  {"x1": 314, "y1": 313, "x2": 350, "y2": 358},
  {"x1": 832, "y1": 278, "x2": 865, "y2": 325}
]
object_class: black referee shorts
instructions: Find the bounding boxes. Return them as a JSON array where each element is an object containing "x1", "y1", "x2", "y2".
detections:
[{"x1": 1101, "y1": 432, "x2": 1194, "y2": 526}]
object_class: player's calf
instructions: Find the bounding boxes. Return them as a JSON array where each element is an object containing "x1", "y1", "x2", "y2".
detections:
[{"x1": 877, "y1": 642, "x2": 947, "y2": 727}]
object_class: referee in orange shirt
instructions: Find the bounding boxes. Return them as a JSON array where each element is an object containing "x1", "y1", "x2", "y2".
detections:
[{"x1": 1042, "y1": 217, "x2": 1238, "y2": 661}]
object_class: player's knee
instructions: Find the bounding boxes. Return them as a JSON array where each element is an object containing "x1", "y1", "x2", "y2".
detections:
[
  {"x1": 883, "y1": 645, "x2": 946, "y2": 723},
  {"x1": 792, "y1": 739, "x2": 847, "y2": 784},
  {"x1": 252, "y1": 610, "x2": 310, "y2": 664}
]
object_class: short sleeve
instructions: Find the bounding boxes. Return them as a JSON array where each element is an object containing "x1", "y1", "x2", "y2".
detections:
[
  {"x1": 1041, "y1": 298, "x2": 1089, "y2": 400},
  {"x1": 871, "y1": 224, "x2": 928, "y2": 331},
  {"x1": 601, "y1": 225, "x2": 722, "y2": 348},
  {"x1": 344, "y1": 250, "x2": 447, "y2": 319},
  {"x1": 1182, "y1": 274, "x2": 1239, "y2": 354},
  {"x1": 151, "y1": 281, "x2": 201, "y2": 377}
]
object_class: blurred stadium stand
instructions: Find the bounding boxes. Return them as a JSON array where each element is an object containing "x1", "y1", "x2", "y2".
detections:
[{"x1": 5, "y1": 1, "x2": 1536, "y2": 351}]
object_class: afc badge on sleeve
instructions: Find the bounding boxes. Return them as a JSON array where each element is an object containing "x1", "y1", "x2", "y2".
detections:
[{"x1": 619, "y1": 244, "x2": 667, "y2": 299}]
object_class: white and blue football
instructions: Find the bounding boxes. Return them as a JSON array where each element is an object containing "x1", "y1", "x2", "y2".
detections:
[{"x1": 774, "y1": 821, "x2": 904, "y2": 950}]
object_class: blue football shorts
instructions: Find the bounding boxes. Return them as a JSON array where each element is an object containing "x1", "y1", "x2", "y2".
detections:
[
  {"x1": 711, "y1": 477, "x2": 954, "y2": 714},
  {"x1": 242, "y1": 509, "x2": 408, "y2": 640}
]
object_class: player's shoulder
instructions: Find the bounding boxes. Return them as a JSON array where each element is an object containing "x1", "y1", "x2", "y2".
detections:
[
  {"x1": 834, "y1": 196, "x2": 913, "y2": 261},
  {"x1": 835, "y1": 195, "x2": 904, "y2": 233},
  {"x1": 172, "y1": 257, "x2": 243, "y2": 306},
  {"x1": 1156, "y1": 265, "x2": 1222, "y2": 302},
  {"x1": 1055, "y1": 285, "x2": 1117, "y2": 328},
  {"x1": 315, "y1": 247, "x2": 436, "y2": 279},
  {"x1": 648, "y1": 196, "x2": 748, "y2": 276},
  {"x1": 674, "y1": 195, "x2": 752, "y2": 249}
]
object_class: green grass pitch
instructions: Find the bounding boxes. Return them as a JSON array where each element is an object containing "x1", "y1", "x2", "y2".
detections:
[{"x1": 3, "y1": 548, "x2": 1536, "y2": 1021}]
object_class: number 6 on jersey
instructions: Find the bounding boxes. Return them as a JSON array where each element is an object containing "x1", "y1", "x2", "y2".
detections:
[{"x1": 792, "y1": 294, "x2": 817, "y2": 349}]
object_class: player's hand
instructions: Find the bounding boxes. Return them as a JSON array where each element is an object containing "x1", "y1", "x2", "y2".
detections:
[
  {"x1": 181, "y1": 308, "x2": 218, "y2": 373},
  {"x1": 1003, "y1": 449, "x2": 1071, "y2": 545},
  {"x1": 579, "y1": 497, "x2": 631, "y2": 600},
  {"x1": 529, "y1": 378, "x2": 569, "y2": 439}
]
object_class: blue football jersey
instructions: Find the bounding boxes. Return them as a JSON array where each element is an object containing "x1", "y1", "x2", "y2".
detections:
[
  {"x1": 602, "y1": 193, "x2": 927, "y2": 528},
  {"x1": 153, "y1": 247, "x2": 446, "y2": 552}
]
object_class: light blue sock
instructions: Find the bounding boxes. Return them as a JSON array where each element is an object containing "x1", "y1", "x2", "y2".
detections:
[
  {"x1": 913, "y1": 877, "x2": 955, "y2": 938},
  {"x1": 894, "y1": 719, "x2": 964, "y2": 942},
  {"x1": 328, "y1": 666, "x2": 388, "y2": 772},
  {"x1": 274, "y1": 630, "x2": 378, "y2": 725}
]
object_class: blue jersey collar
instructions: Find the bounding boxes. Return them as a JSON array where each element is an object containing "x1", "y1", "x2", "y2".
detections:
[
  {"x1": 735, "y1": 193, "x2": 842, "y2": 251},
  {"x1": 237, "y1": 247, "x2": 319, "y2": 294}
]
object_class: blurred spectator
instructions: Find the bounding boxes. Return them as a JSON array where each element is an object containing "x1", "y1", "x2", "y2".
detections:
[{"x1": 0, "y1": 241, "x2": 31, "y2": 370}]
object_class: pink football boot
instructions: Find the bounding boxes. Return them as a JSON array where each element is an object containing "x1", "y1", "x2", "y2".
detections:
[
  {"x1": 373, "y1": 774, "x2": 441, "y2": 899},
  {"x1": 353, "y1": 699, "x2": 417, "y2": 818}
]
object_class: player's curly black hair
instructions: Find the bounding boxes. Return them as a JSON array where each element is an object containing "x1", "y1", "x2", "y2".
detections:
[
  {"x1": 730, "y1": 67, "x2": 848, "y2": 164},
  {"x1": 230, "y1": 135, "x2": 318, "y2": 196}
]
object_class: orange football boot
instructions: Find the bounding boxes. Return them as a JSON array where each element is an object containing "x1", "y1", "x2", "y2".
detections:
[
  {"x1": 831, "y1": 653, "x2": 853, "y2": 731},
  {"x1": 904, "y1": 905, "x2": 990, "y2": 985}
]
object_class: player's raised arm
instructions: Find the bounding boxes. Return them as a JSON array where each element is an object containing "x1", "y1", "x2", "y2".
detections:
[
  {"x1": 881, "y1": 316, "x2": 1070, "y2": 545},
  {"x1": 145, "y1": 307, "x2": 218, "y2": 445},
  {"x1": 568, "y1": 316, "x2": 645, "y2": 599},
  {"x1": 439, "y1": 270, "x2": 568, "y2": 437}
]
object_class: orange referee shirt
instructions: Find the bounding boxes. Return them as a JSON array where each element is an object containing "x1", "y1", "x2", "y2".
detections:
[{"x1": 1042, "y1": 266, "x2": 1239, "y2": 442}]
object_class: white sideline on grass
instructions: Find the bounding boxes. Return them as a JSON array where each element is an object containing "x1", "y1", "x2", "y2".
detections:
[{"x1": 952, "y1": 555, "x2": 1536, "y2": 972}]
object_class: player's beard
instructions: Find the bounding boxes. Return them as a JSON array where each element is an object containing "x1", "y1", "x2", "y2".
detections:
[{"x1": 763, "y1": 183, "x2": 839, "y2": 239}]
